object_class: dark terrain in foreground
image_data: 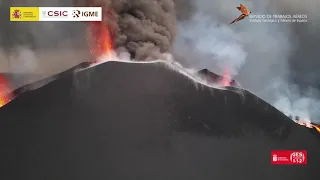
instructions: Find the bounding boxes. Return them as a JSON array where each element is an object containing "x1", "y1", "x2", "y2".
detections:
[{"x1": 0, "y1": 62, "x2": 319, "y2": 180}]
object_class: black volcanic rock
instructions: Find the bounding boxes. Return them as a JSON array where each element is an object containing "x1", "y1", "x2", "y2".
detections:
[
  {"x1": 3, "y1": 62, "x2": 92, "y2": 96},
  {"x1": 197, "y1": 68, "x2": 239, "y2": 87},
  {"x1": 3, "y1": 62, "x2": 91, "y2": 91},
  {"x1": 0, "y1": 62, "x2": 319, "y2": 180}
]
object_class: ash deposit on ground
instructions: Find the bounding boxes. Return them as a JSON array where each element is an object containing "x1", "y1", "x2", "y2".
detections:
[{"x1": 0, "y1": 62, "x2": 320, "y2": 180}]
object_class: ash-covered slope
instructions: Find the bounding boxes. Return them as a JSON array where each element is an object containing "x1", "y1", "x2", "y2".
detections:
[
  {"x1": 0, "y1": 62, "x2": 319, "y2": 180},
  {"x1": 2, "y1": 62, "x2": 91, "y2": 90}
]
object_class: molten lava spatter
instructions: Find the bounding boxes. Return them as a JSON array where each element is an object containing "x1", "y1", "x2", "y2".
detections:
[
  {"x1": 220, "y1": 69, "x2": 232, "y2": 86},
  {"x1": 294, "y1": 119, "x2": 320, "y2": 133},
  {"x1": 0, "y1": 74, "x2": 13, "y2": 108},
  {"x1": 312, "y1": 124, "x2": 320, "y2": 133},
  {"x1": 87, "y1": 21, "x2": 113, "y2": 61}
]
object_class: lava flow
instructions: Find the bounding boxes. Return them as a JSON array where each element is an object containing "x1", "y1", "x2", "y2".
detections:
[
  {"x1": 219, "y1": 69, "x2": 232, "y2": 86},
  {"x1": 313, "y1": 125, "x2": 320, "y2": 133},
  {"x1": 86, "y1": 21, "x2": 113, "y2": 61},
  {"x1": 0, "y1": 74, "x2": 13, "y2": 108},
  {"x1": 295, "y1": 119, "x2": 320, "y2": 133}
]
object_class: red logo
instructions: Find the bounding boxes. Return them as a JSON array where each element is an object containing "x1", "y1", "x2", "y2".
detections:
[
  {"x1": 271, "y1": 150, "x2": 307, "y2": 165},
  {"x1": 12, "y1": 10, "x2": 22, "y2": 19}
]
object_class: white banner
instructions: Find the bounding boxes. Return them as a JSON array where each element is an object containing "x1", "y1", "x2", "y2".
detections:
[{"x1": 39, "y1": 7, "x2": 102, "y2": 21}]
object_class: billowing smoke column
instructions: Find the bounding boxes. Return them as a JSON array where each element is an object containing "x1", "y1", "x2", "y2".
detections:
[
  {"x1": 82, "y1": 0, "x2": 177, "y2": 61},
  {"x1": 0, "y1": 0, "x2": 177, "y2": 89}
]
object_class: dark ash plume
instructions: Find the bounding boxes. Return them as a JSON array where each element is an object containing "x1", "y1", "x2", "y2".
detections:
[
  {"x1": 173, "y1": 0, "x2": 194, "y2": 21},
  {"x1": 81, "y1": 0, "x2": 177, "y2": 60}
]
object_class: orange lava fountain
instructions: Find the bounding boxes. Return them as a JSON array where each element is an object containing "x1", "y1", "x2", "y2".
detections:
[
  {"x1": 87, "y1": 21, "x2": 113, "y2": 61},
  {"x1": 0, "y1": 74, "x2": 13, "y2": 108}
]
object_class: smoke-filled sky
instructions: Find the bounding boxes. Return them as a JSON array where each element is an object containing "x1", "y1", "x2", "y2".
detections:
[
  {"x1": 173, "y1": 0, "x2": 320, "y2": 123},
  {"x1": 0, "y1": 0, "x2": 319, "y2": 122},
  {"x1": 0, "y1": 0, "x2": 89, "y2": 84}
]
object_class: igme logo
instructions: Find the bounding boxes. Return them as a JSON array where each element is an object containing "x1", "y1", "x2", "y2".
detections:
[
  {"x1": 81, "y1": 11, "x2": 99, "y2": 17},
  {"x1": 73, "y1": 10, "x2": 99, "y2": 18},
  {"x1": 72, "y1": 10, "x2": 80, "y2": 17}
]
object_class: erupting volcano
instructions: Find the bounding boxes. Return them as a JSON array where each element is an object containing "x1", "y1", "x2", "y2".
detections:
[
  {"x1": 0, "y1": 74, "x2": 13, "y2": 108},
  {"x1": 197, "y1": 69, "x2": 239, "y2": 87}
]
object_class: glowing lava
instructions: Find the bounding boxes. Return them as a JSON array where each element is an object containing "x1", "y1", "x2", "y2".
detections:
[
  {"x1": 295, "y1": 119, "x2": 320, "y2": 133},
  {"x1": 312, "y1": 124, "x2": 320, "y2": 133},
  {"x1": 87, "y1": 21, "x2": 113, "y2": 61},
  {"x1": 0, "y1": 74, "x2": 12, "y2": 108},
  {"x1": 220, "y1": 69, "x2": 231, "y2": 86}
]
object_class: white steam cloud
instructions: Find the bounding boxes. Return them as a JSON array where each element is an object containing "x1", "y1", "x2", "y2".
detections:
[
  {"x1": 0, "y1": 0, "x2": 90, "y2": 88},
  {"x1": 175, "y1": 14, "x2": 247, "y2": 76},
  {"x1": 173, "y1": 0, "x2": 320, "y2": 124},
  {"x1": 8, "y1": 47, "x2": 38, "y2": 74},
  {"x1": 272, "y1": 79, "x2": 320, "y2": 121}
]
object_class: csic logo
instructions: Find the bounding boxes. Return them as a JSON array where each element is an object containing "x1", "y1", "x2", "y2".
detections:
[
  {"x1": 12, "y1": 9, "x2": 22, "y2": 19},
  {"x1": 72, "y1": 10, "x2": 99, "y2": 18},
  {"x1": 43, "y1": 10, "x2": 68, "y2": 17}
]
